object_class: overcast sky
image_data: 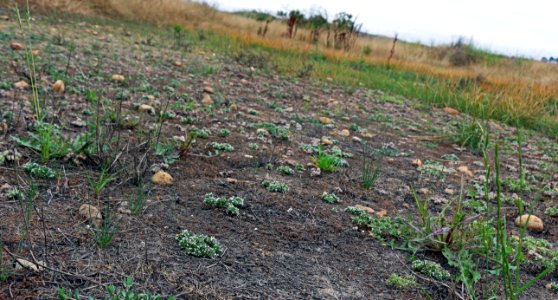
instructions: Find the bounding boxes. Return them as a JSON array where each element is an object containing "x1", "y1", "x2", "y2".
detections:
[{"x1": 211, "y1": 0, "x2": 557, "y2": 59}]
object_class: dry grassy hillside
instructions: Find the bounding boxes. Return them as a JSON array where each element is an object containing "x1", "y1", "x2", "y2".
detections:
[{"x1": 5, "y1": 0, "x2": 558, "y2": 133}]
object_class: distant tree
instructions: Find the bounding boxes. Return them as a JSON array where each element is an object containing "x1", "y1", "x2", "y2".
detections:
[
  {"x1": 542, "y1": 57, "x2": 548, "y2": 62},
  {"x1": 307, "y1": 12, "x2": 328, "y2": 43},
  {"x1": 331, "y1": 12, "x2": 361, "y2": 51},
  {"x1": 286, "y1": 10, "x2": 305, "y2": 39}
]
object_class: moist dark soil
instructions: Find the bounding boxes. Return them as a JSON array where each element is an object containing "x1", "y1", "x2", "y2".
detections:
[{"x1": 1, "y1": 9, "x2": 558, "y2": 299}]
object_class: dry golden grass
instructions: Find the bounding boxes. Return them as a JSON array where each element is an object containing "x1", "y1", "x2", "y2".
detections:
[{"x1": 17, "y1": 0, "x2": 558, "y2": 129}]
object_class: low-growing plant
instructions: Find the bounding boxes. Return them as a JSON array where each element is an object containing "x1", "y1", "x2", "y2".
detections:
[
  {"x1": 248, "y1": 143, "x2": 258, "y2": 150},
  {"x1": 261, "y1": 180, "x2": 289, "y2": 193},
  {"x1": 411, "y1": 259, "x2": 451, "y2": 281},
  {"x1": 454, "y1": 120, "x2": 486, "y2": 154},
  {"x1": 211, "y1": 142, "x2": 234, "y2": 152},
  {"x1": 193, "y1": 128, "x2": 211, "y2": 138},
  {"x1": 6, "y1": 188, "x2": 23, "y2": 200},
  {"x1": 361, "y1": 144, "x2": 382, "y2": 189},
  {"x1": 12, "y1": 122, "x2": 72, "y2": 164},
  {"x1": 217, "y1": 128, "x2": 230, "y2": 137},
  {"x1": 58, "y1": 277, "x2": 175, "y2": 300},
  {"x1": 176, "y1": 230, "x2": 222, "y2": 258},
  {"x1": 22, "y1": 162, "x2": 56, "y2": 179},
  {"x1": 321, "y1": 192, "x2": 340, "y2": 204},
  {"x1": 545, "y1": 207, "x2": 558, "y2": 217},
  {"x1": 154, "y1": 142, "x2": 180, "y2": 165},
  {"x1": 386, "y1": 273, "x2": 416, "y2": 289},
  {"x1": 203, "y1": 193, "x2": 245, "y2": 216},
  {"x1": 277, "y1": 165, "x2": 294, "y2": 175}
]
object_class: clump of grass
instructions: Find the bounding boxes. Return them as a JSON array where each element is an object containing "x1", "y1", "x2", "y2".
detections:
[
  {"x1": 386, "y1": 273, "x2": 416, "y2": 289},
  {"x1": 321, "y1": 192, "x2": 340, "y2": 204},
  {"x1": 314, "y1": 151, "x2": 342, "y2": 172},
  {"x1": 261, "y1": 180, "x2": 289, "y2": 193},
  {"x1": 411, "y1": 259, "x2": 451, "y2": 281},
  {"x1": 276, "y1": 165, "x2": 294, "y2": 175},
  {"x1": 361, "y1": 144, "x2": 381, "y2": 189},
  {"x1": 454, "y1": 120, "x2": 486, "y2": 154},
  {"x1": 94, "y1": 207, "x2": 118, "y2": 248},
  {"x1": 22, "y1": 162, "x2": 56, "y2": 179},
  {"x1": 176, "y1": 230, "x2": 222, "y2": 258}
]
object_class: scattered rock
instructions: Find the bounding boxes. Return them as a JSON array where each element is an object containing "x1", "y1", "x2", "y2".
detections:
[
  {"x1": 14, "y1": 80, "x2": 28, "y2": 89},
  {"x1": 457, "y1": 165, "x2": 473, "y2": 177},
  {"x1": 240, "y1": 79, "x2": 249, "y2": 85},
  {"x1": 70, "y1": 119, "x2": 86, "y2": 127},
  {"x1": 1, "y1": 15, "x2": 9, "y2": 21},
  {"x1": 79, "y1": 204, "x2": 101, "y2": 219},
  {"x1": 174, "y1": 60, "x2": 183, "y2": 67},
  {"x1": 10, "y1": 41, "x2": 23, "y2": 50},
  {"x1": 412, "y1": 159, "x2": 423, "y2": 167},
  {"x1": 78, "y1": 204, "x2": 102, "y2": 228},
  {"x1": 31, "y1": 49, "x2": 41, "y2": 56},
  {"x1": 417, "y1": 188, "x2": 429, "y2": 194},
  {"x1": 444, "y1": 188, "x2": 455, "y2": 196},
  {"x1": 310, "y1": 168, "x2": 321, "y2": 177},
  {"x1": 15, "y1": 258, "x2": 45, "y2": 272},
  {"x1": 443, "y1": 106, "x2": 459, "y2": 115},
  {"x1": 138, "y1": 104, "x2": 155, "y2": 115},
  {"x1": 352, "y1": 136, "x2": 362, "y2": 143},
  {"x1": 321, "y1": 136, "x2": 333, "y2": 145},
  {"x1": 152, "y1": 170, "x2": 173, "y2": 185},
  {"x1": 52, "y1": 80, "x2": 65, "y2": 93},
  {"x1": 338, "y1": 129, "x2": 350, "y2": 137},
  {"x1": 201, "y1": 93, "x2": 213, "y2": 106},
  {"x1": 515, "y1": 214, "x2": 544, "y2": 231},
  {"x1": 375, "y1": 209, "x2": 387, "y2": 217},
  {"x1": 431, "y1": 196, "x2": 449, "y2": 204},
  {"x1": 225, "y1": 178, "x2": 238, "y2": 184},
  {"x1": 319, "y1": 116, "x2": 333, "y2": 124},
  {"x1": 203, "y1": 86, "x2": 214, "y2": 94},
  {"x1": 111, "y1": 74, "x2": 125, "y2": 82},
  {"x1": 354, "y1": 204, "x2": 374, "y2": 214}
]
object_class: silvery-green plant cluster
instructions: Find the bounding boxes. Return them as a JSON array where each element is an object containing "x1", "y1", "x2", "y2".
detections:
[
  {"x1": 261, "y1": 180, "x2": 289, "y2": 193},
  {"x1": 211, "y1": 142, "x2": 234, "y2": 152},
  {"x1": 277, "y1": 165, "x2": 294, "y2": 175},
  {"x1": 411, "y1": 259, "x2": 451, "y2": 281},
  {"x1": 321, "y1": 192, "x2": 340, "y2": 204},
  {"x1": 176, "y1": 230, "x2": 222, "y2": 258},
  {"x1": 203, "y1": 193, "x2": 245, "y2": 216},
  {"x1": 22, "y1": 162, "x2": 56, "y2": 179}
]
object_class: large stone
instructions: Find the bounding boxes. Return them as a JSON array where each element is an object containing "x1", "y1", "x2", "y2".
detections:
[
  {"x1": 201, "y1": 93, "x2": 213, "y2": 106},
  {"x1": 515, "y1": 214, "x2": 544, "y2": 231},
  {"x1": 14, "y1": 81, "x2": 28, "y2": 89},
  {"x1": 457, "y1": 165, "x2": 473, "y2": 177},
  {"x1": 111, "y1": 74, "x2": 125, "y2": 82},
  {"x1": 443, "y1": 106, "x2": 459, "y2": 115},
  {"x1": 319, "y1": 117, "x2": 333, "y2": 124},
  {"x1": 52, "y1": 80, "x2": 65, "y2": 93},
  {"x1": 138, "y1": 104, "x2": 155, "y2": 115},
  {"x1": 152, "y1": 170, "x2": 173, "y2": 185},
  {"x1": 10, "y1": 41, "x2": 23, "y2": 50}
]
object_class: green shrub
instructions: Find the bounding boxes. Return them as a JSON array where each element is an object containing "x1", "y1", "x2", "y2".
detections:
[
  {"x1": 217, "y1": 128, "x2": 230, "y2": 137},
  {"x1": 211, "y1": 142, "x2": 234, "y2": 152}
]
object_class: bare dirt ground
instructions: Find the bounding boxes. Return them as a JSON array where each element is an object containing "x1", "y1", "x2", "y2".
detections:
[{"x1": 1, "y1": 10, "x2": 558, "y2": 299}]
